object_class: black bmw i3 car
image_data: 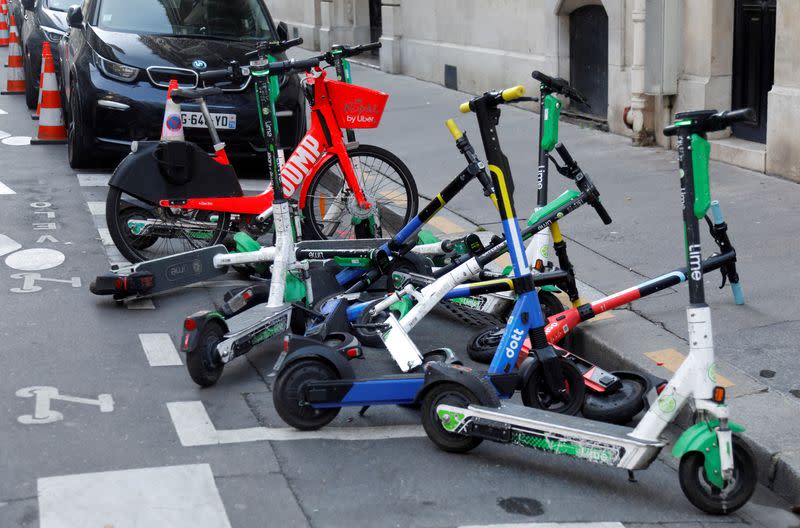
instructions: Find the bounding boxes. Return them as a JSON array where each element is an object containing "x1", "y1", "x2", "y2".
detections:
[{"x1": 58, "y1": 0, "x2": 306, "y2": 168}]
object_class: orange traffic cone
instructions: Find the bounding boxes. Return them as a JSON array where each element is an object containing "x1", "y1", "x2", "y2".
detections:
[
  {"x1": 160, "y1": 79, "x2": 185, "y2": 141},
  {"x1": 30, "y1": 46, "x2": 67, "y2": 144},
  {"x1": 0, "y1": 0, "x2": 9, "y2": 48},
  {"x1": 1, "y1": 15, "x2": 23, "y2": 94},
  {"x1": 5, "y1": 12, "x2": 19, "y2": 66},
  {"x1": 31, "y1": 41, "x2": 51, "y2": 120}
]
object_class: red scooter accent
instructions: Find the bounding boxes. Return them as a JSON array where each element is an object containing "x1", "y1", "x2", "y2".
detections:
[{"x1": 160, "y1": 68, "x2": 385, "y2": 215}]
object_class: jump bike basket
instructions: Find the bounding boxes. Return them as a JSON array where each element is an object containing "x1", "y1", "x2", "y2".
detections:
[{"x1": 325, "y1": 80, "x2": 389, "y2": 130}]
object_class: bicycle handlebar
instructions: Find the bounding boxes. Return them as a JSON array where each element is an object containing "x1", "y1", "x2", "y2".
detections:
[
  {"x1": 245, "y1": 37, "x2": 304, "y2": 58},
  {"x1": 663, "y1": 108, "x2": 754, "y2": 137},
  {"x1": 251, "y1": 42, "x2": 382, "y2": 76},
  {"x1": 460, "y1": 85, "x2": 527, "y2": 113},
  {"x1": 332, "y1": 42, "x2": 382, "y2": 57}
]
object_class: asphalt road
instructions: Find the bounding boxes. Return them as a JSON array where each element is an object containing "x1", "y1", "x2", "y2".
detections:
[{"x1": 1, "y1": 49, "x2": 798, "y2": 528}]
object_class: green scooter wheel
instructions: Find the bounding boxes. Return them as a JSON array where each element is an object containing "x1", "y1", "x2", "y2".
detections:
[
  {"x1": 185, "y1": 320, "x2": 226, "y2": 387},
  {"x1": 421, "y1": 383, "x2": 483, "y2": 453},
  {"x1": 678, "y1": 435, "x2": 756, "y2": 515}
]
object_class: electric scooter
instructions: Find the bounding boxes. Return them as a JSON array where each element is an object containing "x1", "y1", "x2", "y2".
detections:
[
  {"x1": 270, "y1": 85, "x2": 615, "y2": 430},
  {"x1": 420, "y1": 108, "x2": 757, "y2": 515}
]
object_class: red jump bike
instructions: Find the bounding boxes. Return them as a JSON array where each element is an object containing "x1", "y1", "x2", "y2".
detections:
[{"x1": 105, "y1": 42, "x2": 418, "y2": 263}]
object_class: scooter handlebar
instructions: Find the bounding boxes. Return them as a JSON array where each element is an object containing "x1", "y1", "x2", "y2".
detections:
[
  {"x1": 460, "y1": 85, "x2": 527, "y2": 113},
  {"x1": 591, "y1": 200, "x2": 613, "y2": 225},
  {"x1": 445, "y1": 119, "x2": 463, "y2": 140}
]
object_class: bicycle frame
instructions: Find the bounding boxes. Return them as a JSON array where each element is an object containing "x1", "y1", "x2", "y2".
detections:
[{"x1": 160, "y1": 68, "x2": 373, "y2": 216}]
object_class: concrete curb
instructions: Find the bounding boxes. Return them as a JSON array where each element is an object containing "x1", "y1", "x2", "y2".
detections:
[{"x1": 570, "y1": 304, "x2": 800, "y2": 510}]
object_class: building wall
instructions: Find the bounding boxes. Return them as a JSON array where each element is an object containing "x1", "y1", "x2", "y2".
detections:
[{"x1": 269, "y1": 0, "x2": 800, "y2": 182}]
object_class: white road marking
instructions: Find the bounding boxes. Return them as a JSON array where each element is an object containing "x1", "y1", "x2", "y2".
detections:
[
  {"x1": 167, "y1": 401, "x2": 425, "y2": 447},
  {"x1": 0, "y1": 108, "x2": 7, "y2": 115},
  {"x1": 97, "y1": 227, "x2": 114, "y2": 246},
  {"x1": 87, "y1": 201, "x2": 105, "y2": 216},
  {"x1": 36, "y1": 234, "x2": 59, "y2": 244},
  {"x1": 0, "y1": 180, "x2": 15, "y2": 194},
  {"x1": 2, "y1": 136, "x2": 31, "y2": 146},
  {"x1": 0, "y1": 130, "x2": 11, "y2": 140},
  {"x1": 38, "y1": 464, "x2": 232, "y2": 528},
  {"x1": 4, "y1": 248, "x2": 65, "y2": 271},
  {"x1": 139, "y1": 333, "x2": 183, "y2": 366},
  {"x1": 126, "y1": 298, "x2": 156, "y2": 310},
  {"x1": 16, "y1": 386, "x2": 114, "y2": 425},
  {"x1": 77, "y1": 173, "x2": 110, "y2": 187},
  {"x1": 460, "y1": 524, "x2": 625, "y2": 528},
  {"x1": 10, "y1": 272, "x2": 81, "y2": 293},
  {"x1": 0, "y1": 234, "x2": 22, "y2": 256}
]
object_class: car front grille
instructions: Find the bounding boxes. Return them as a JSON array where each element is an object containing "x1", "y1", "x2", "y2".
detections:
[{"x1": 146, "y1": 66, "x2": 199, "y2": 89}]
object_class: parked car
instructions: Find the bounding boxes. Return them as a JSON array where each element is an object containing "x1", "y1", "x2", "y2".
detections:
[
  {"x1": 58, "y1": 0, "x2": 306, "y2": 169},
  {"x1": 19, "y1": 0, "x2": 69, "y2": 109}
]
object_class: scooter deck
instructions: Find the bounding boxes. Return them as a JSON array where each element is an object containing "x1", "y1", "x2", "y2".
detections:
[
  {"x1": 297, "y1": 239, "x2": 391, "y2": 250},
  {"x1": 217, "y1": 303, "x2": 294, "y2": 362},
  {"x1": 443, "y1": 402, "x2": 663, "y2": 469},
  {"x1": 133, "y1": 245, "x2": 230, "y2": 295}
]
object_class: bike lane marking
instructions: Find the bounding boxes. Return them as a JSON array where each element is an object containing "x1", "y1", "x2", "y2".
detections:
[
  {"x1": 0, "y1": 181, "x2": 15, "y2": 194},
  {"x1": 139, "y1": 333, "x2": 183, "y2": 366},
  {"x1": 37, "y1": 464, "x2": 232, "y2": 528},
  {"x1": 167, "y1": 401, "x2": 425, "y2": 446}
]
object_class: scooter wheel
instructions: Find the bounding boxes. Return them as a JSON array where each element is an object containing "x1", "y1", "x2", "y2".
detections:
[
  {"x1": 466, "y1": 325, "x2": 503, "y2": 364},
  {"x1": 465, "y1": 292, "x2": 566, "y2": 364},
  {"x1": 421, "y1": 383, "x2": 483, "y2": 453},
  {"x1": 352, "y1": 298, "x2": 390, "y2": 348},
  {"x1": 185, "y1": 320, "x2": 226, "y2": 387},
  {"x1": 273, "y1": 358, "x2": 341, "y2": 430},
  {"x1": 521, "y1": 357, "x2": 586, "y2": 416},
  {"x1": 581, "y1": 371, "x2": 646, "y2": 425},
  {"x1": 678, "y1": 435, "x2": 756, "y2": 514}
]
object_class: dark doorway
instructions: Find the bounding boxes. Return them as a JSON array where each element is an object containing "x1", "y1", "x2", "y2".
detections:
[
  {"x1": 731, "y1": 0, "x2": 776, "y2": 143},
  {"x1": 369, "y1": 0, "x2": 382, "y2": 56},
  {"x1": 569, "y1": 5, "x2": 608, "y2": 118}
]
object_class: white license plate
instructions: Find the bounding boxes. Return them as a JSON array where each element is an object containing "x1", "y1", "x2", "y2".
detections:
[{"x1": 181, "y1": 112, "x2": 237, "y2": 130}]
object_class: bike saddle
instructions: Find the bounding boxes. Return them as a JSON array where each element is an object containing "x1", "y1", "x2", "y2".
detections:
[{"x1": 170, "y1": 87, "x2": 224, "y2": 103}]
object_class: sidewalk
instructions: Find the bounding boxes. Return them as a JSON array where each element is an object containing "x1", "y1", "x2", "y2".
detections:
[{"x1": 294, "y1": 48, "x2": 800, "y2": 507}]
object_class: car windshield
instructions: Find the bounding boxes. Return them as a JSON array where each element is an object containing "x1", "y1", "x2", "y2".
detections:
[
  {"x1": 47, "y1": 0, "x2": 76, "y2": 11},
  {"x1": 95, "y1": 0, "x2": 274, "y2": 39}
]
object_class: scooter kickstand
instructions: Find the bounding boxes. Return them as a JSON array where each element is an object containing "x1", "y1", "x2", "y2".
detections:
[
  {"x1": 627, "y1": 470, "x2": 637, "y2": 483},
  {"x1": 358, "y1": 405, "x2": 370, "y2": 417}
]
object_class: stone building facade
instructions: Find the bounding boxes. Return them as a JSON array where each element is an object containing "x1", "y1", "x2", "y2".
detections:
[{"x1": 269, "y1": 0, "x2": 799, "y2": 182}]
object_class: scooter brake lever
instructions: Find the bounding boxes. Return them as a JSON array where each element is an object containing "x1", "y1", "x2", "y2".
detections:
[{"x1": 547, "y1": 153, "x2": 573, "y2": 178}]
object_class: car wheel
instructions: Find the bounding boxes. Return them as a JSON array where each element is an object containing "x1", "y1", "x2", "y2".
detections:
[
  {"x1": 24, "y1": 52, "x2": 38, "y2": 110},
  {"x1": 68, "y1": 84, "x2": 96, "y2": 169}
]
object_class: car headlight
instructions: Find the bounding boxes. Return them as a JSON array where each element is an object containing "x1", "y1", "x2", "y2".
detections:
[
  {"x1": 93, "y1": 50, "x2": 140, "y2": 83},
  {"x1": 41, "y1": 25, "x2": 66, "y2": 43}
]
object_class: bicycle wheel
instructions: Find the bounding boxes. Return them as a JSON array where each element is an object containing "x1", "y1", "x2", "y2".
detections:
[
  {"x1": 302, "y1": 144, "x2": 418, "y2": 240},
  {"x1": 106, "y1": 186, "x2": 231, "y2": 263}
]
